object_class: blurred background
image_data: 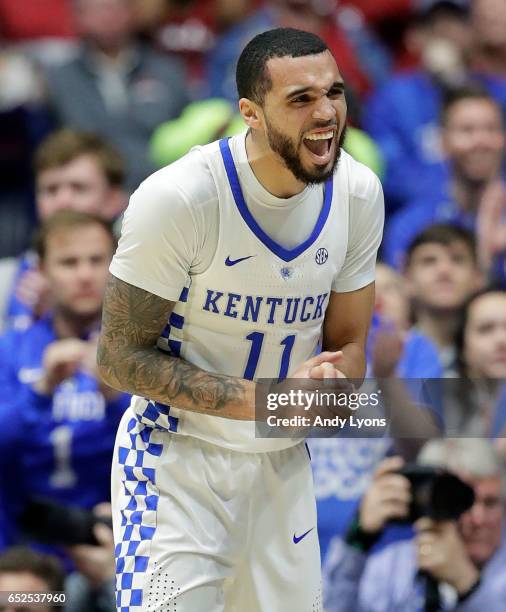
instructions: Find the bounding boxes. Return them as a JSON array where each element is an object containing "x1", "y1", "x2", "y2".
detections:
[{"x1": 0, "y1": 1, "x2": 505, "y2": 611}]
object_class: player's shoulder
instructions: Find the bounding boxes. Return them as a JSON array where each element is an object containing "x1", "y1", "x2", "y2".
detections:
[
  {"x1": 337, "y1": 150, "x2": 382, "y2": 203},
  {"x1": 133, "y1": 144, "x2": 220, "y2": 213}
]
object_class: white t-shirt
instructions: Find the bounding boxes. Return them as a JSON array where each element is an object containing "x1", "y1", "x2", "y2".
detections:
[{"x1": 110, "y1": 132, "x2": 384, "y2": 451}]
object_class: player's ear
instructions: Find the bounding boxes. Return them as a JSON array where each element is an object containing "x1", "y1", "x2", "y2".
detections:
[{"x1": 239, "y1": 98, "x2": 262, "y2": 130}]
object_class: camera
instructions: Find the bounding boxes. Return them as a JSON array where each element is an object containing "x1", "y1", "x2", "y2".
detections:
[
  {"x1": 397, "y1": 464, "x2": 475, "y2": 522},
  {"x1": 19, "y1": 498, "x2": 113, "y2": 546}
]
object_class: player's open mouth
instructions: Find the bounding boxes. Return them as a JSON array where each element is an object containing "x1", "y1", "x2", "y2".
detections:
[{"x1": 302, "y1": 129, "x2": 335, "y2": 165}]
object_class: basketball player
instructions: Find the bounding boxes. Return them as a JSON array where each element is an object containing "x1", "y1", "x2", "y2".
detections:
[{"x1": 97, "y1": 28, "x2": 384, "y2": 611}]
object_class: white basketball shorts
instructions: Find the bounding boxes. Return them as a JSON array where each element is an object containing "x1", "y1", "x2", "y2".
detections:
[{"x1": 111, "y1": 408, "x2": 322, "y2": 611}]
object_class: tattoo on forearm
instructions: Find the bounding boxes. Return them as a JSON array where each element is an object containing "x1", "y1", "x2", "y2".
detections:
[{"x1": 97, "y1": 276, "x2": 250, "y2": 419}]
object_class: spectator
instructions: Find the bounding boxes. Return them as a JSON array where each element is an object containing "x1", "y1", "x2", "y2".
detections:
[
  {"x1": 0, "y1": 48, "x2": 52, "y2": 258},
  {"x1": 363, "y1": 0, "x2": 473, "y2": 211},
  {"x1": 206, "y1": 0, "x2": 390, "y2": 108},
  {"x1": 0, "y1": 129, "x2": 126, "y2": 331},
  {"x1": 443, "y1": 286, "x2": 506, "y2": 438},
  {"x1": 470, "y1": 0, "x2": 506, "y2": 108},
  {"x1": 323, "y1": 438, "x2": 506, "y2": 611},
  {"x1": 0, "y1": 547, "x2": 64, "y2": 612},
  {"x1": 153, "y1": 0, "x2": 259, "y2": 97},
  {"x1": 370, "y1": 262, "x2": 443, "y2": 379},
  {"x1": 0, "y1": 210, "x2": 130, "y2": 552},
  {"x1": 64, "y1": 503, "x2": 116, "y2": 612},
  {"x1": 383, "y1": 86, "x2": 505, "y2": 269},
  {"x1": 403, "y1": 224, "x2": 482, "y2": 376},
  {"x1": 43, "y1": 0, "x2": 189, "y2": 190}
]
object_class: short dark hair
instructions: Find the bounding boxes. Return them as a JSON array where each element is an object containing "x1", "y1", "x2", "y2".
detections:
[
  {"x1": 405, "y1": 223, "x2": 477, "y2": 267},
  {"x1": 0, "y1": 546, "x2": 64, "y2": 603},
  {"x1": 34, "y1": 129, "x2": 125, "y2": 187},
  {"x1": 440, "y1": 85, "x2": 502, "y2": 127},
  {"x1": 236, "y1": 28, "x2": 329, "y2": 105},
  {"x1": 35, "y1": 209, "x2": 115, "y2": 261}
]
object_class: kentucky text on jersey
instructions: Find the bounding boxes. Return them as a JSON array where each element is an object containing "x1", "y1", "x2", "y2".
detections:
[{"x1": 203, "y1": 290, "x2": 329, "y2": 324}]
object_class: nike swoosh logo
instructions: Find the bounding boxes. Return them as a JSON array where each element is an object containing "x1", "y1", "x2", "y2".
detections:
[
  {"x1": 225, "y1": 255, "x2": 255, "y2": 267},
  {"x1": 293, "y1": 527, "x2": 314, "y2": 544}
]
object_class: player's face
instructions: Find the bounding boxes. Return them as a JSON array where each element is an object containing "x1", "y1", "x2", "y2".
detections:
[
  {"x1": 442, "y1": 99, "x2": 504, "y2": 183},
  {"x1": 463, "y1": 292, "x2": 506, "y2": 378},
  {"x1": 405, "y1": 241, "x2": 479, "y2": 311},
  {"x1": 37, "y1": 154, "x2": 120, "y2": 221},
  {"x1": 459, "y1": 474, "x2": 504, "y2": 567},
  {"x1": 260, "y1": 51, "x2": 347, "y2": 185},
  {"x1": 41, "y1": 224, "x2": 114, "y2": 318}
]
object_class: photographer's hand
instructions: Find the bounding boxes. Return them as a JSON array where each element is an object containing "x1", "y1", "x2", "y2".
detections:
[
  {"x1": 359, "y1": 456, "x2": 411, "y2": 533},
  {"x1": 415, "y1": 518, "x2": 480, "y2": 595}
]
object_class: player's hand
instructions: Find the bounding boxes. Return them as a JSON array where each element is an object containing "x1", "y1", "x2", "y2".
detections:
[
  {"x1": 15, "y1": 268, "x2": 51, "y2": 316},
  {"x1": 359, "y1": 456, "x2": 410, "y2": 533},
  {"x1": 310, "y1": 360, "x2": 346, "y2": 380},
  {"x1": 415, "y1": 517, "x2": 479, "y2": 594},
  {"x1": 291, "y1": 350, "x2": 345, "y2": 379},
  {"x1": 290, "y1": 351, "x2": 355, "y2": 420}
]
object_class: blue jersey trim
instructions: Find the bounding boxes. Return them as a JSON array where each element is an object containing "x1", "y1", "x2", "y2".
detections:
[
  {"x1": 168, "y1": 312, "x2": 184, "y2": 330},
  {"x1": 115, "y1": 417, "x2": 160, "y2": 609},
  {"x1": 178, "y1": 286, "x2": 189, "y2": 303},
  {"x1": 219, "y1": 137, "x2": 333, "y2": 263}
]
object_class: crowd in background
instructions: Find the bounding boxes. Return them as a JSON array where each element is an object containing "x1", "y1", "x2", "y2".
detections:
[{"x1": 0, "y1": 0, "x2": 505, "y2": 610}]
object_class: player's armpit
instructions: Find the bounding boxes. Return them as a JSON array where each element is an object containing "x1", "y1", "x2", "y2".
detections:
[
  {"x1": 97, "y1": 274, "x2": 255, "y2": 420},
  {"x1": 322, "y1": 282, "x2": 375, "y2": 381}
]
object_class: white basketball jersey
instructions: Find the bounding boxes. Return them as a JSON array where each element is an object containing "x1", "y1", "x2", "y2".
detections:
[{"x1": 133, "y1": 138, "x2": 355, "y2": 452}]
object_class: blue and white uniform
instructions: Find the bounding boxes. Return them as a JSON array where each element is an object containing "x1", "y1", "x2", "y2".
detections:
[{"x1": 110, "y1": 132, "x2": 384, "y2": 611}]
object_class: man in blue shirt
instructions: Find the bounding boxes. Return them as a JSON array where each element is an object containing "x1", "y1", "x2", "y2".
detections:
[
  {"x1": 383, "y1": 87, "x2": 505, "y2": 270},
  {"x1": 364, "y1": 0, "x2": 506, "y2": 212},
  {"x1": 0, "y1": 210, "x2": 130, "y2": 549}
]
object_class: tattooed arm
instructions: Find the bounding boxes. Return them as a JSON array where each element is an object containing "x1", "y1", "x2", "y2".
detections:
[{"x1": 97, "y1": 274, "x2": 256, "y2": 420}]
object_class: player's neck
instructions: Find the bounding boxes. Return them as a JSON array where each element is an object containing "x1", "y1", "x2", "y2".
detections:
[
  {"x1": 245, "y1": 129, "x2": 307, "y2": 198},
  {"x1": 53, "y1": 308, "x2": 102, "y2": 340}
]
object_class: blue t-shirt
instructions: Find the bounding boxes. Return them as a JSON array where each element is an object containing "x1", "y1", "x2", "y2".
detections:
[
  {"x1": 382, "y1": 184, "x2": 475, "y2": 270},
  {"x1": 0, "y1": 316, "x2": 130, "y2": 548}
]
